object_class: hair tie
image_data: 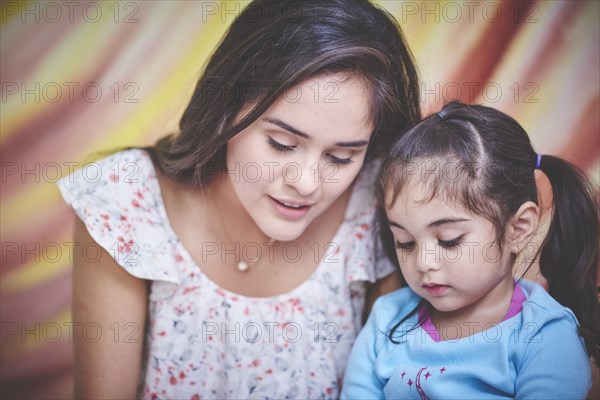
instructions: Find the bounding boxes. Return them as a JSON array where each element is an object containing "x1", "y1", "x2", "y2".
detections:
[{"x1": 535, "y1": 153, "x2": 542, "y2": 169}]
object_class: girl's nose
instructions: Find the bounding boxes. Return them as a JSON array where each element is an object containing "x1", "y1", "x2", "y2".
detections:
[{"x1": 414, "y1": 242, "x2": 442, "y2": 272}]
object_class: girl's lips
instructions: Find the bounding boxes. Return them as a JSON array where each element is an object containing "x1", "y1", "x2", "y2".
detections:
[
  {"x1": 422, "y1": 284, "x2": 450, "y2": 296},
  {"x1": 269, "y1": 196, "x2": 312, "y2": 220}
]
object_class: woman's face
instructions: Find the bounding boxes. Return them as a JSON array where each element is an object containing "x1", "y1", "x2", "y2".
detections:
[{"x1": 225, "y1": 73, "x2": 374, "y2": 241}]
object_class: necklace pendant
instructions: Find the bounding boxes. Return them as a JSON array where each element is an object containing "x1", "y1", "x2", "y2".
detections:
[{"x1": 237, "y1": 261, "x2": 249, "y2": 272}]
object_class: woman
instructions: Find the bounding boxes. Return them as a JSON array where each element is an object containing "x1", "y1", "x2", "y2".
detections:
[{"x1": 58, "y1": 0, "x2": 420, "y2": 397}]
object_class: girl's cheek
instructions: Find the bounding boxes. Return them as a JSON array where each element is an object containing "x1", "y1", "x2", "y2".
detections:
[
  {"x1": 398, "y1": 255, "x2": 413, "y2": 272},
  {"x1": 441, "y1": 247, "x2": 461, "y2": 263}
]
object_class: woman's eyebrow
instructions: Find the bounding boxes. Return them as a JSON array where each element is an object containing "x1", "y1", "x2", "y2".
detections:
[
  {"x1": 335, "y1": 140, "x2": 369, "y2": 148},
  {"x1": 263, "y1": 117, "x2": 308, "y2": 138},
  {"x1": 262, "y1": 117, "x2": 369, "y2": 148}
]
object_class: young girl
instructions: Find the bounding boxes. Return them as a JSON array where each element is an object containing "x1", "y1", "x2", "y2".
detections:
[
  {"x1": 342, "y1": 102, "x2": 599, "y2": 399},
  {"x1": 57, "y1": 0, "x2": 420, "y2": 398}
]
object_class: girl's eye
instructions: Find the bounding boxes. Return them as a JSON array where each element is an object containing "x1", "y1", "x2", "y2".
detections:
[
  {"x1": 395, "y1": 240, "x2": 416, "y2": 251},
  {"x1": 268, "y1": 137, "x2": 295, "y2": 152},
  {"x1": 438, "y1": 235, "x2": 464, "y2": 249},
  {"x1": 327, "y1": 154, "x2": 353, "y2": 165}
]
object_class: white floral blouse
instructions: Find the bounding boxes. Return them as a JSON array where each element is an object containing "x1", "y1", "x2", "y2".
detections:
[{"x1": 58, "y1": 149, "x2": 394, "y2": 399}]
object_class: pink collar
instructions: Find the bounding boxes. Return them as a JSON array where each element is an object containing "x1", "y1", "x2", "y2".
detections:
[{"x1": 419, "y1": 283, "x2": 526, "y2": 342}]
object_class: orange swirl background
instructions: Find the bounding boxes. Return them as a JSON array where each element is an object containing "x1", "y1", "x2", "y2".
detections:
[{"x1": 1, "y1": 1, "x2": 598, "y2": 398}]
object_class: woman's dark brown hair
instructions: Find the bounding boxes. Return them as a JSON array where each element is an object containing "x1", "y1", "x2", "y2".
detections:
[
  {"x1": 150, "y1": 0, "x2": 421, "y2": 185},
  {"x1": 378, "y1": 101, "x2": 599, "y2": 367}
]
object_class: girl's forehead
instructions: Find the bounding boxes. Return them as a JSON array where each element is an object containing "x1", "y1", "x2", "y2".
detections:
[
  {"x1": 385, "y1": 192, "x2": 470, "y2": 231},
  {"x1": 383, "y1": 156, "x2": 478, "y2": 205},
  {"x1": 385, "y1": 174, "x2": 472, "y2": 217},
  {"x1": 391, "y1": 158, "x2": 470, "y2": 184}
]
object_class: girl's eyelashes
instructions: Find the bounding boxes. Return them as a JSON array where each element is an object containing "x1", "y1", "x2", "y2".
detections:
[
  {"x1": 395, "y1": 240, "x2": 416, "y2": 251},
  {"x1": 438, "y1": 234, "x2": 465, "y2": 249},
  {"x1": 395, "y1": 235, "x2": 465, "y2": 251},
  {"x1": 267, "y1": 137, "x2": 354, "y2": 165}
]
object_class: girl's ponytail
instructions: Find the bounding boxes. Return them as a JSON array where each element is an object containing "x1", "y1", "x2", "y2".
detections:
[{"x1": 537, "y1": 155, "x2": 599, "y2": 367}]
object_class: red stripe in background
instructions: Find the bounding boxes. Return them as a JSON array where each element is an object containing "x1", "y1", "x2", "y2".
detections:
[
  {"x1": 519, "y1": 1, "x2": 584, "y2": 84},
  {"x1": 563, "y1": 96, "x2": 600, "y2": 170},
  {"x1": 1, "y1": 338, "x2": 73, "y2": 399},
  {"x1": 442, "y1": 0, "x2": 532, "y2": 105},
  {"x1": 2, "y1": 15, "x2": 82, "y2": 83},
  {"x1": 1, "y1": 21, "x2": 144, "y2": 194}
]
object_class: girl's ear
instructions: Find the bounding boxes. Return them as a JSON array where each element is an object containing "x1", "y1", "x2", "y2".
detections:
[{"x1": 506, "y1": 201, "x2": 540, "y2": 253}]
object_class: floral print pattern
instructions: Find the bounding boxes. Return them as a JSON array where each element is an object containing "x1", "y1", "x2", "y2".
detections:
[{"x1": 58, "y1": 149, "x2": 394, "y2": 399}]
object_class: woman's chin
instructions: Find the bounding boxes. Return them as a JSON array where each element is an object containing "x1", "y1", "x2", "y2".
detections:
[
  {"x1": 259, "y1": 222, "x2": 307, "y2": 243},
  {"x1": 266, "y1": 230, "x2": 303, "y2": 243}
]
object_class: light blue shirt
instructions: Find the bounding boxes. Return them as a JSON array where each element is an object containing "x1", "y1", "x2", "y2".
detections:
[{"x1": 341, "y1": 280, "x2": 591, "y2": 399}]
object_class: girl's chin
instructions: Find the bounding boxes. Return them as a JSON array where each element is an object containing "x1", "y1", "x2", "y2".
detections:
[{"x1": 426, "y1": 299, "x2": 463, "y2": 314}]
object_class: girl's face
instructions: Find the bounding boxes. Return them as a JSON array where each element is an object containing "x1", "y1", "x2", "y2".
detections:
[
  {"x1": 225, "y1": 73, "x2": 373, "y2": 241},
  {"x1": 386, "y1": 182, "x2": 515, "y2": 317}
]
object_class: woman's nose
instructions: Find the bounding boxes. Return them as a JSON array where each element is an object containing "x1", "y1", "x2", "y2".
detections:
[{"x1": 283, "y1": 160, "x2": 321, "y2": 197}]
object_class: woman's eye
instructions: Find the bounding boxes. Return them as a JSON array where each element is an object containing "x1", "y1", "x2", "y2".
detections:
[
  {"x1": 268, "y1": 137, "x2": 295, "y2": 152},
  {"x1": 395, "y1": 240, "x2": 416, "y2": 251},
  {"x1": 438, "y1": 235, "x2": 464, "y2": 249},
  {"x1": 267, "y1": 137, "x2": 354, "y2": 165},
  {"x1": 327, "y1": 154, "x2": 353, "y2": 165}
]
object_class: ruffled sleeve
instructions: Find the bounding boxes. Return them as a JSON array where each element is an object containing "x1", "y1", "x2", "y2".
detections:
[
  {"x1": 342, "y1": 162, "x2": 397, "y2": 284},
  {"x1": 57, "y1": 149, "x2": 180, "y2": 300}
]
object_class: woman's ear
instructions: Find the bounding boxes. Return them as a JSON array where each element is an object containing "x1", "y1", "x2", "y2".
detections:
[{"x1": 507, "y1": 201, "x2": 540, "y2": 253}]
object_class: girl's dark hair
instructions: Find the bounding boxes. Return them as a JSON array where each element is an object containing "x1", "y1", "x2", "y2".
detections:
[
  {"x1": 377, "y1": 101, "x2": 599, "y2": 367},
  {"x1": 150, "y1": 0, "x2": 420, "y2": 184}
]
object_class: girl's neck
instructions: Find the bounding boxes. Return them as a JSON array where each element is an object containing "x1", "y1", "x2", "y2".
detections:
[{"x1": 429, "y1": 276, "x2": 516, "y2": 340}]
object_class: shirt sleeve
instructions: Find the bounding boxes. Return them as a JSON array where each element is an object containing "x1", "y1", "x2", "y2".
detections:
[
  {"x1": 56, "y1": 149, "x2": 181, "y2": 300},
  {"x1": 374, "y1": 234, "x2": 397, "y2": 281},
  {"x1": 341, "y1": 296, "x2": 388, "y2": 399},
  {"x1": 515, "y1": 309, "x2": 592, "y2": 399}
]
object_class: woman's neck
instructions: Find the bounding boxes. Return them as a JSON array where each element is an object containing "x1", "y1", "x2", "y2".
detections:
[{"x1": 207, "y1": 177, "x2": 272, "y2": 246}]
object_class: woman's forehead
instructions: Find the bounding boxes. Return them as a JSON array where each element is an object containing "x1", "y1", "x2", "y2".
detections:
[{"x1": 261, "y1": 74, "x2": 374, "y2": 141}]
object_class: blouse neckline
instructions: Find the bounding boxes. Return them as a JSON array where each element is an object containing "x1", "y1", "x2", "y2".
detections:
[{"x1": 142, "y1": 149, "x2": 368, "y2": 301}]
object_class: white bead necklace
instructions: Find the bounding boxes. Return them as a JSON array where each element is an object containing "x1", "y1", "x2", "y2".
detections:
[
  {"x1": 235, "y1": 237, "x2": 277, "y2": 272},
  {"x1": 211, "y1": 189, "x2": 277, "y2": 272}
]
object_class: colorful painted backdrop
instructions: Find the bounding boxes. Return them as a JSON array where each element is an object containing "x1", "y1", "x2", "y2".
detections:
[{"x1": 1, "y1": 1, "x2": 598, "y2": 398}]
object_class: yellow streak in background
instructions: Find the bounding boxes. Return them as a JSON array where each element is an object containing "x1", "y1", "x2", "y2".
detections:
[
  {"x1": 1, "y1": 232, "x2": 73, "y2": 292},
  {"x1": 2, "y1": 2, "x2": 135, "y2": 139},
  {"x1": 2, "y1": 2, "x2": 233, "y2": 289},
  {"x1": 0, "y1": 0, "x2": 28, "y2": 26}
]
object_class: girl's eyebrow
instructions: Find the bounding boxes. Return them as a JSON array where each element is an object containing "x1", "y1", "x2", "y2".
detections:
[
  {"x1": 262, "y1": 117, "x2": 370, "y2": 148},
  {"x1": 428, "y1": 218, "x2": 469, "y2": 227},
  {"x1": 389, "y1": 218, "x2": 469, "y2": 230}
]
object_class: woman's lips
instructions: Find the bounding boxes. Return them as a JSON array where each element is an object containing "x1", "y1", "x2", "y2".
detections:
[
  {"x1": 269, "y1": 196, "x2": 312, "y2": 220},
  {"x1": 422, "y1": 283, "x2": 450, "y2": 296}
]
